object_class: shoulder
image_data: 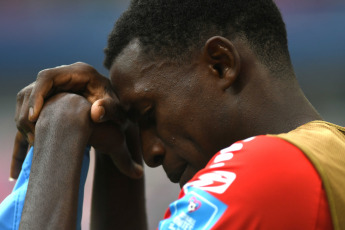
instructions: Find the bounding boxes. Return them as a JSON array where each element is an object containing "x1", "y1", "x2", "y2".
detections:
[
  {"x1": 185, "y1": 135, "x2": 309, "y2": 195},
  {"x1": 159, "y1": 136, "x2": 327, "y2": 230}
]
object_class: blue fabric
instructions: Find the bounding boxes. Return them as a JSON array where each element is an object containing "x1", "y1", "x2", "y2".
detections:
[
  {"x1": 158, "y1": 186, "x2": 227, "y2": 230},
  {"x1": 0, "y1": 146, "x2": 90, "y2": 230}
]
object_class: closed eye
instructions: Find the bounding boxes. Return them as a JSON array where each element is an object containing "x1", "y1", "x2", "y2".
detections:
[{"x1": 139, "y1": 106, "x2": 155, "y2": 128}]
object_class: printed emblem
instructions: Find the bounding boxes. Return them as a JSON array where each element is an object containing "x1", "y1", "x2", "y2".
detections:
[
  {"x1": 159, "y1": 187, "x2": 227, "y2": 230},
  {"x1": 188, "y1": 197, "x2": 201, "y2": 212}
]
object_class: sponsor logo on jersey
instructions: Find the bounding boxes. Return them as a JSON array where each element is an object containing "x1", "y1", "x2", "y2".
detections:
[
  {"x1": 158, "y1": 187, "x2": 227, "y2": 230},
  {"x1": 188, "y1": 197, "x2": 201, "y2": 212},
  {"x1": 158, "y1": 138, "x2": 256, "y2": 229}
]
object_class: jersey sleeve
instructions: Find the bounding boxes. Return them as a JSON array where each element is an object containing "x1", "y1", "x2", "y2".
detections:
[
  {"x1": 158, "y1": 136, "x2": 332, "y2": 230},
  {"x1": 0, "y1": 146, "x2": 90, "y2": 230}
]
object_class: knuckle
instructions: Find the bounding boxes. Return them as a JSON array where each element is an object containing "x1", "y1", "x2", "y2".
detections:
[
  {"x1": 36, "y1": 68, "x2": 50, "y2": 80},
  {"x1": 74, "y1": 62, "x2": 95, "y2": 72},
  {"x1": 74, "y1": 62, "x2": 87, "y2": 69},
  {"x1": 74, "y1": 61, "x2": 86, "y2": 66},
  {"x1": 17, "y1": 82, "x2": 35, "y2": 102},
  {"x1": 73, "y1": 61, "x2": 89, "y2": 68},
  {"x1": 16, "y1": 90, "x2": 24, "y2": 102}
]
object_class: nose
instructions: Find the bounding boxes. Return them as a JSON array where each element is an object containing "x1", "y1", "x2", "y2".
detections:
[{"x1": 140, "y1": 128, "x2": 165, "y2": 167}]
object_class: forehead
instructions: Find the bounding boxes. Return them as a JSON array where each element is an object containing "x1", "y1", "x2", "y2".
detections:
[
  {"x1": 109, "y1": 40, "x2": 155, "y2": 106},
  {"x1": 109, "y1": 40, "x2": 194, "y2": 108},
  {"x1": 110, "y1": 39, "x2": 142, "y2": 89}
]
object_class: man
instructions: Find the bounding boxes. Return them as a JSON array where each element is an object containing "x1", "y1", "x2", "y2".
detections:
[{"x1": 3, "y1": 0, "x2": 345, "y2": 229}]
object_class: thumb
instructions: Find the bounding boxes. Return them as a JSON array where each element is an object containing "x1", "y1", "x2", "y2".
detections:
[
  {"x1": 109, "y1": 145, "x2": 144, "y2": 179},
  {"x1": 91, "y1": 97, "x2": 126, "y2": 124}
]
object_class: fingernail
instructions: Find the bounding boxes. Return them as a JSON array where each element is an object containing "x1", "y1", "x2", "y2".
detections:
[
  {"x1": 99, "y1": 106, "x2": 105, "y2": 121},
  {"x1": 29, "y1": 107, "x2": 34, "y2": 119},
  {"x1": 9, "y1": 177, "x2": 15, "y2": 182}
]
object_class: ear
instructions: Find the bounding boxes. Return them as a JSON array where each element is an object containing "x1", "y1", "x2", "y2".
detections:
[{"x1": 203, "y1": 36, "x2": 241, "y2": 90}]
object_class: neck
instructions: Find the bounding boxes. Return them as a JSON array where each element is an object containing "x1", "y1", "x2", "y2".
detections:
[
  {"x1": 236, "y1": 73, "x2": 322, "y2": 139},
  {"x1": 229, "y1": 41, "x2": 322, "y2": 139}
]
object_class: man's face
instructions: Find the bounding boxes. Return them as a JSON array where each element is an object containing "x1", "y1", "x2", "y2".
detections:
[{"x1": 110, "y1": 40, "x2": 234, "y2": 187}]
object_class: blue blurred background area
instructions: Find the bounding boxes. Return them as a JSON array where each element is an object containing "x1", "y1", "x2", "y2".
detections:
[{"x1": 1, "y1": 0, "x2": 344, "y2": 229}]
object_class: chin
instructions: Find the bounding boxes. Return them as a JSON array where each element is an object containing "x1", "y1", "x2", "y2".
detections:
[
  {"x1": 179, "y1": 179, "x2": 187, "y2": 188},
  {"x1": 178, "y1": 167, "x2": 197, "y2": 188}
]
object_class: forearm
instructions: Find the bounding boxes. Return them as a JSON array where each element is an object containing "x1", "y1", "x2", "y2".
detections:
[
  {"x1": 91, "y1": 135, "x2": 147, "y2": 229},
  {"x1": 19, "y1": 94, "x2": 92, "y2": 230}
]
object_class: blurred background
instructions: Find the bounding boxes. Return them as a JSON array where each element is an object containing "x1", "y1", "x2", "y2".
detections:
[{"x1": 0, "y1": 0, "x2": 344, "y2": 229}]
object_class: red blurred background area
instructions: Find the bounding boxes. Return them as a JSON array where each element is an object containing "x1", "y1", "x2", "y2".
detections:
[{"x1": 1, "y1": 0, "x2": 344, "y2": 229}]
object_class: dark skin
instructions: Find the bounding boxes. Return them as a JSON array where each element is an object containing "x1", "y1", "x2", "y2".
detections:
[
  {"x1": 20, "y1": 93, "x2": 92, "y2": 229},
  {"x1": 110, "y1": 37, "x2": 321, "y2": 187},
  {"x1": 19, "y1": 93, "x2": 146, "y2": 229},
  {"x1": 13, "y1": 36, "x2": 322, "y2": 229}
]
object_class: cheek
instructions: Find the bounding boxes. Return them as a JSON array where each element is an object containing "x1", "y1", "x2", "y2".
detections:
[
  {"x1": 182, "y1": 107, "x2": 230, "y2": 159},
  {"x1": 155, "y1": 101, "x2": 195, "y2": 144},
  {"x1": 156, "y1": 107, "x2": 211, "y2": 169},
  {"x1": 155, "y1": 85, "x2": 224, "y2": 164}
]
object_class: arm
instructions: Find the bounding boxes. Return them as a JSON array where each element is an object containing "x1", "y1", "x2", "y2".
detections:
[
  {"x1": 11, "y1": 63, "x2": 122, "y2": 179},
  {"x1": 19, "y1": 93, "x2": 93, "y2": 230},
  {"x1": 91, "y1": 153, "x2": 147, "y2": 229},
  {"x1": 18, "y1": 93, "x2": 147, "y2": 229},
  {"x1": 90, "y1": 123, "x2": 147, "y2": 229}
]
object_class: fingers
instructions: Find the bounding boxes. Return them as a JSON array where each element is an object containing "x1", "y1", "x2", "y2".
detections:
[
  {"x1": 110, "y1": 123, "x2": 143, "y2": 179},
  {"x1": 27, "y1": 62, "x2": 108, "y2": 122},
  {"x1": 27, "y1": 66, "x2": 80, "y2": 122},
  {"x1": 91, "y1": 97, "x2": 126, "y2": 124},
  {"x1": 10, "y1": 132, "x2": 29, "y2": 179},
  {"x1": 90, "y1": 100, "x2": 106, "y2": 122},
  {"x1": 12, "y1": 83, "x2": 36, "y2": 179},
  {"x1": 27, "y1": 80, "x2": 52, "y2": 122},
  {"x1": 109, "y1": 144, "x2": 144, "y2": 179},
  {"x1": 15, "y1": 83, "x2": 36, "y2": 144},
  {"x1": 90, "y1": 122, "x2": 143, "y2": 179}
]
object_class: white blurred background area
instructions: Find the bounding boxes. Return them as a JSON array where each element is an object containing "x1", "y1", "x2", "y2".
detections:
[{"x1": 1, "y1": 0, "x2": 344, "y2": 229}]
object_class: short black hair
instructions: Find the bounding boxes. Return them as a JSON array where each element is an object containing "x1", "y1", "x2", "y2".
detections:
[{"x1": 104, "y1": 0, "x2": 291, "y2": 73}]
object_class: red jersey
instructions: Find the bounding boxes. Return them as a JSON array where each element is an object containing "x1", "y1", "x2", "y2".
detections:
[{"x1": 158, "y1": 136, "x2": 333, "y2": 229}]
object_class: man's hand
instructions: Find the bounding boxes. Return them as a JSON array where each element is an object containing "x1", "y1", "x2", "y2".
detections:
[
  {"x1": 27, "y1": 62, "x2": 119, "y2": 123},
  {"x1": 12, "y1": 62, "x2": 130, "y2": 179},
  {"x1": 12, "y1": 82, "x2": 36, "y2": 179},
  {"x1": 90, "y1": 120, "x2": 144, "y2": 179},
  {"x1": 12, "y1": 62, "x2": 144, "y2": 179},
  {"x1": 19, "y1": 93, "x2": 146, "y2": 229}
]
